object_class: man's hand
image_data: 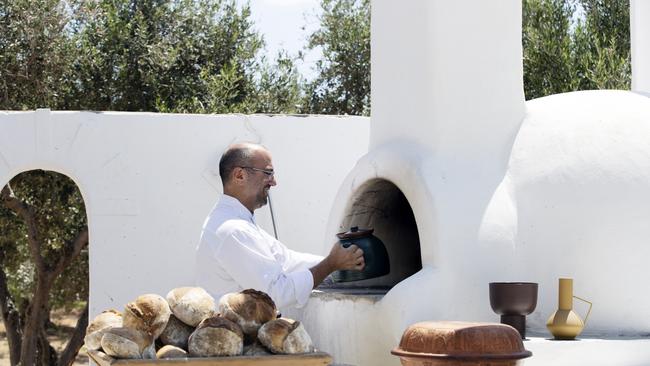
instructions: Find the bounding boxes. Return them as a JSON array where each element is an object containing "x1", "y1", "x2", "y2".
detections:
[
  {"x1": 310, "y1": 242, "x2": 365, "y2": 288},
  {"x1": 327, "y1": 242, "x2": 365, "y2": 271}
]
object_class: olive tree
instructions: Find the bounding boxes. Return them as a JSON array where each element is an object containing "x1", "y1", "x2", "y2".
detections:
[
  {"x1": 302, "y1": 0, "x2": 370, "y2": 116},
  {"x1": 1, "y1": 171, "x2": 88, "y2": 366}
]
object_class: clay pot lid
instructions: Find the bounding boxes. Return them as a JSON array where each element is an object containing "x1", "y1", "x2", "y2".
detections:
[
  {"x1": 391, "y1": 321, "x2": 532, "y2": 361},
  {"x1": 336, "y1": 226, "x2": 374, "y2": 240}
]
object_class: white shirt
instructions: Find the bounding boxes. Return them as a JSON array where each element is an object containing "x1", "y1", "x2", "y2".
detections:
[{"x1": 195, "y1": 194, "x2": 324, "y2": 309}]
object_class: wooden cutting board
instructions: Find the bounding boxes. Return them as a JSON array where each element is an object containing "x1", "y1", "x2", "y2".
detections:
[{"x1": 88, "y1": 350, "x2": 332, "y2": 366}]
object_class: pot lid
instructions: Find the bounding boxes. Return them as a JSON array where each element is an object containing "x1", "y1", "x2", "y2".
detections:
[
  {"x1": 336, "y1": 226, "x2": 374, "y2": 240},
  {"x1": 391, "y1": 321, "x2": 532, "y2": 361}
]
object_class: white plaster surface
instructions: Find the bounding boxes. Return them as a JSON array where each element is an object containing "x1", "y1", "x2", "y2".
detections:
[
  {"x1": 523, "y1": 337, "x2": 650, "y2": 366},
  {"x1": 305, "y1": 90, "x2": 650, "y2": 365},
  {"x1": 370, "y1": 0, "x2": 525, "y2": 155},
  {"x1": 0, "y1": 110, "x2": 370, "y2": 317},
  {"x1": 632, "y1": 0, "x2": 650, "y2": 93}
]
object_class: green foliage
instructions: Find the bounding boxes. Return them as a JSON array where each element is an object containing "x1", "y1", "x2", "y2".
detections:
[
  {"x1": 523, "y1": 0, "x2": 630, "y2": 100},
  {"x1": 580, "y1": 0, "x2": 630, "y2": 54},
  {"x1": 0, "y1": 171, "x2": 88, "y2": 311},
  {"x1": 253, "y1": 52, "x2": 303, "y2": 114},
  {"x1": 302, "y1": 0, "x2": 370, "y2": 116},
  {"x1": 69, "y1": 0, "x2": 264, "y2": 112},
  {"x1": 522, "y1": 0, "x2": 578, "y2": 98},
  {"x1": 0, "y1": 0, "x2": 302, "y2": 113},
  {"x1": 578, "y1": 0, "x2": 631, "y2": 89},
  {"x1": 0, "y1": 0, "x2": 75, "y2": 110}
]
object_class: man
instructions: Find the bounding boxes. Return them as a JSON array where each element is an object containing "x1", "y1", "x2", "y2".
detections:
[{"x1": 195, "y1": 142, "x2": 364, "y2": 309}]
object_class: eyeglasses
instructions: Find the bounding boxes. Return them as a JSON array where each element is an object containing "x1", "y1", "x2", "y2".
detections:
[{"x1": 240, "y1": 166, "x2": 275, "y2": 178}]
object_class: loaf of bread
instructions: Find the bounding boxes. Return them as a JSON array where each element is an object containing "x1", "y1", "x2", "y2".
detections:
[
  {"x1": 243, "y1": 341, "x2": 273, "y2": 356},
  {"x1": 159, "y1": 314, "x2": 194, "y2": 349},
  {"x1": 258, "y1": 318, "x2": 314, "y2": 354},
  {"x1": 166, "y1": 287, "x2": 216, "y2": 327},
  {"x1": 100, "y1": 327, "x2": 155, "y2": 359},
  {"x1": 85, "y1": 309, "x2": 123, "y2": 351},
  {"x1": 188, "y1": 315, "x2": 244, "y2": 357},
  {"x1": 156, "y1": 345, "x2": 188, "y2": 359},
  {"x1": 218, "y1": 289, "x2": 277, "y2": 343},
  {"x1": 122, "y1": 294, "x2": 171, "y2": 339}
]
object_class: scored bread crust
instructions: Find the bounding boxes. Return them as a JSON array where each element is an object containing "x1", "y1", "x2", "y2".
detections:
[
  {"x1": 85, "y1": 309, "x2": 123, "y2": 351},
  {"x1": 243, "y1": 341, "x2": 273, "y2": 356},
  {"x1": 258, "y1": 318, "x2": 314, "y2": 354},
  {"x1": 283, "y1": 321, "x2": 314, "y2": 354},
  {"x1": 188, "y1": 316, "x2": 244, "y2": 357},
  {"x1": 159, "y1": 314, "x2": 194, "y2": 349},
  {"x1": 166, "y1": 287, "x2": 216, "y2": 327},
  {"x1": 156, "y1": 344, "x2": 188, "y2": 359},
  {"x1": 100, "y1": 327, "x2": 155, "y2": 359},
  {"x1": 122, "y1": 294, "x2": 171, "y2": 339},
  {"x1": 219, "y1": 289, "x2": 277, "y2": 343}
]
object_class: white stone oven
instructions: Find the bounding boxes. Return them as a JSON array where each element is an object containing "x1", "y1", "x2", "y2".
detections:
[{"x1": 287, "y1": 1, "x2": 650, "y2": 365}]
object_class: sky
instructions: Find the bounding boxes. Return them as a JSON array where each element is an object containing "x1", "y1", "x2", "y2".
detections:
[{"x1": 238, "y1": 0, "x2": 323, "y2": 80}]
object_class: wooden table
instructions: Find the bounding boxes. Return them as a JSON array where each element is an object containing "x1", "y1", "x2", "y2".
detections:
[{"x1": 88, "y1": 350, "x2": 332, "y2": 366}]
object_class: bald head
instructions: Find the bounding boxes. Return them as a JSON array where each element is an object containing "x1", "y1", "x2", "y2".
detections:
[
  {"x1": 219, "y1": 142, "x2": 267, "y2": 186},
  {"x1": 219, "y1": 142, "x2": 276, "y2": 212}
]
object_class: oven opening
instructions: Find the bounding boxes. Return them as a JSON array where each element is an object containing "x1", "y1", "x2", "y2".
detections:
[{"x1": 319, "y1": 179, "x2": 422, "y2": 294}]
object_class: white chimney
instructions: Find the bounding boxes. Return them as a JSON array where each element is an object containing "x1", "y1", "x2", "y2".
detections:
[
  {"x1": 371, "y1": 0, "x2": 525, "y2": 157},
  {"x1": 631, "y1": 0, "x2": 650, "y2": 94}
]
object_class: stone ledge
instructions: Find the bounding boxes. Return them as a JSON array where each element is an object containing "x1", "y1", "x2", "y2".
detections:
[
  {"x1": 310, "y1": 288, "x2": 385, "y2": 303},
  {"x1": 523, "y1": 336, "x2": 650, "y2": 366}
]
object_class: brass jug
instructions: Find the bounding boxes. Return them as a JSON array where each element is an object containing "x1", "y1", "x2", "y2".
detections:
[{"x1": 546, "y1": 278, "x2": 592, "y2": 340}]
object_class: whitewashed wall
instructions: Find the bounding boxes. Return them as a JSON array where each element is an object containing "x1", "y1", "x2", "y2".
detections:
[
  {"x1": 632, "y1": 0, "x2": 650, "y2": 94},
  {"x1": 0, "y1": 110, "x2": 370, "y2": 317}
]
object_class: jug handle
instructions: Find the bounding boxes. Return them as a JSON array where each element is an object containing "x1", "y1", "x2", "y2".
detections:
[
  {"x1": 573, "y1": 296, "x2": 593, "y2": 325},
  {"x1": 340, "y1": 241, "x2": 353, "y2": 249}
]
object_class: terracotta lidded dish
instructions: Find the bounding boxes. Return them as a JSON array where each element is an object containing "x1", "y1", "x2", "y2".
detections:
[{"x1": 391, "y1": 321, "x2": 532, "y2": 366}]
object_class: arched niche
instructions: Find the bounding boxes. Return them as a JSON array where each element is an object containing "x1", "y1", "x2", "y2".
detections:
[{"x1": 325, "y1": 178, "x2": 422, "y2": 291}]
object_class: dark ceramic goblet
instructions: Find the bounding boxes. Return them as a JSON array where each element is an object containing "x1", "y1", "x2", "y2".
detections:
[{"x1": 489, "y1": 282, "x2": 538, "y2": 339}]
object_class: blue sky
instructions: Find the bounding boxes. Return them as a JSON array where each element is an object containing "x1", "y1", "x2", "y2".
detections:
[{"x1": 239, "y1": 0, "x2": 323, "y2": 80}]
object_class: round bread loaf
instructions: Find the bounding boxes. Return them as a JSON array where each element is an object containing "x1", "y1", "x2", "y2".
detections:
[
  {"x1": 100, "y1": 327, "x2": 155, "y2": 359},
  {"x1": 85, "y1": 309, "x2": 123, "y2": 351},
  {"x1": 122, "y1": 294, "x2": 171, "y2": 339},
  {"x1": 243, "y1": 341, "x2": 272, "y2": 356},
  {"x1": 188, "y1": 315, "x2": 244, "y2": 357},
  {"x1": 156, "y1": 345, "x2": 188, "y2": 359},
  {"x1": 166, "y1": 287, "x2": 216, "y2": 327},
  {"x1": 219, "y1": 289, "x2": 277, "y2": 343},
  {"x1": 159, "y1": 314, "x2": 194, "y2": 349},
  {"x1": 258, "y1": 318, "x2": 314, "y2": 354}
]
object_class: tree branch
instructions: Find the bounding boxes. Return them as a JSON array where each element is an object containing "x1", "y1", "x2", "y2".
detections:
[
  {"x1": 0, "y1": 261, "x2": 22, "y2": 366},
  {"x1": 1, "y1": 184, "x2": 46, "y2": 274},
  {"x1": 51, "y1": 227, "x2": 89, "y2": 278},
  {"x1": 57, "y1": 303, "x2": 89, "y2": 366},
  {"x1": 38, "y1": 324, "x2": 58, "y2": 366},
  {"x1": 20, "y1": 278, "x2": 51, "y2": 366}
]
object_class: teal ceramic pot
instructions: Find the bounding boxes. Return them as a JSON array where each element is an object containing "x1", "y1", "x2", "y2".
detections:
[{"x1": 331, "y1": 226, "x2": 390, "y2": 282}]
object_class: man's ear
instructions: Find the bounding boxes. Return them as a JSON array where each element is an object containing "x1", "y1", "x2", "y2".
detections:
[{"x1": 232, "y1": 167, "x2": 246, "y2": 184}]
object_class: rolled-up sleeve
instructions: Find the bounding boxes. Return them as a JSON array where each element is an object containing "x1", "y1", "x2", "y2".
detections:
[{"x1": 214, "y1": 228, "x2": 314, "y2": 308}]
